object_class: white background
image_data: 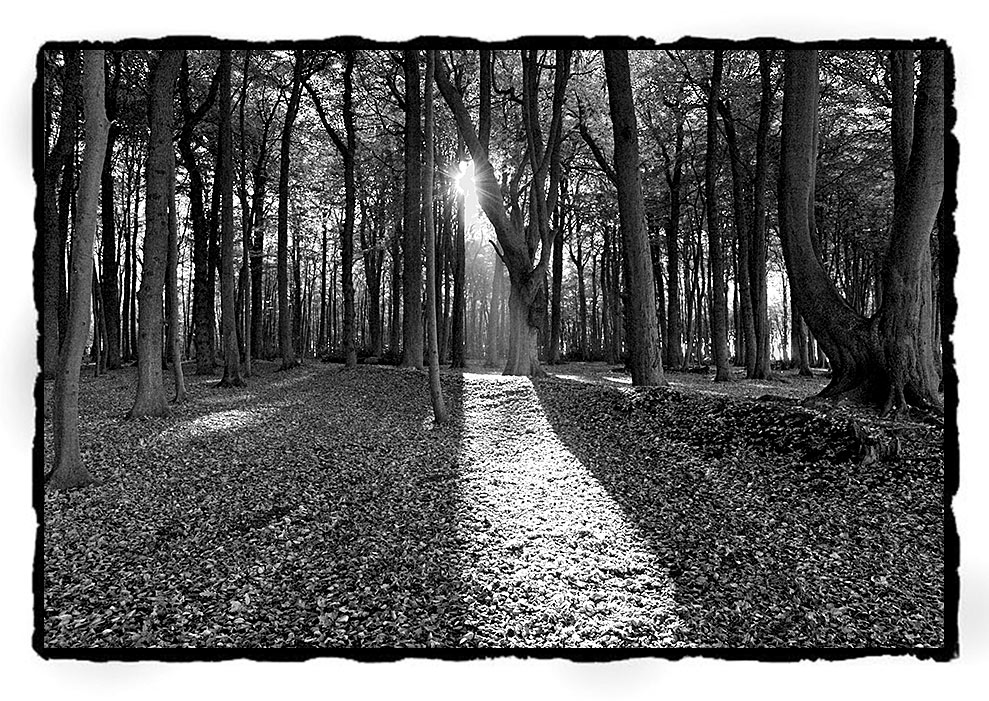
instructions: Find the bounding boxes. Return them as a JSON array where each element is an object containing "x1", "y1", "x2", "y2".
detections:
[{"x1": 3, "y1": 2, "x2": 984, "y2": 699}]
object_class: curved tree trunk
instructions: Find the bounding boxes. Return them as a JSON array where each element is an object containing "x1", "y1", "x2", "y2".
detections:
[
  {"x1": 130, "y1": 51, "x2": 182, "y2": 419},
  {"x1": 780, "y1": 50, "x2": 943, "y2": 411},
  {"x1": 49, "y1": 50, "x2": 109, "y2": 490},
  {"x1": 877, "y1": 50, "x2": 944, "y2": 411}
]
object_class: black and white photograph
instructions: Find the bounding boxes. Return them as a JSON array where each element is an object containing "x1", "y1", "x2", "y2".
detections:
[{"x1": 9, "y1": 1, "x2": 988, "y2": 698}]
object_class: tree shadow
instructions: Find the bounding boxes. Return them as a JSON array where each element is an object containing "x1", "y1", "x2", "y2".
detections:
[
  {"x1": 531, "y1": 376, "x2": 944, "y2": 648},
  {"x1": 43, "y1": 364, "x2": 478, "y2": 650}
]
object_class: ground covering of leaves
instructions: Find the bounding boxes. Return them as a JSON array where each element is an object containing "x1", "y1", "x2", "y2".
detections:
[{"x1": 42, "y1": 361, "x2": 944, "y2": 649}]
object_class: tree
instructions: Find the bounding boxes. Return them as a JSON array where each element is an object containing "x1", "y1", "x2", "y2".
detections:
[
  {"x1": 435, "y1": 49, "x2": 571, "y2": 377},
  {"x1": 217, "y1": 49, "x2": 244, "y2": 387},
  {"x1": 129, "y1": 50, "x2": 182, "y2": 418},
  {"x1": 778, "y1": 49, "x2": 944, "y2": 412},
  {"x1": 423, "y1": 50, "x2": 448, "y2": 423},
  {"x1": 277, "y1": 50, "x2": 304, "y2": 370},
  {"x1": 165, "y1": 128, "x2": 187, "y2": 402},
  {"x1": 603, "y1": 50, "x2": 665, "y2": 386},
  {"x1": 705, "y1": 50, "x2": 732, "y2": 382},
  {"x1": 305, "y1": 51, "x2": 358, "y2": 368},
  {"x1": 178, "y1": 52, "x2": 220, "y2": 375},
  {"x1": 400, "y1": 49, "x2": 424, "y2": 368},
  {"x1": 100, "y1": 51, "x2": 123, "y2": 370},
  {"x1": 43, "y1": 49, "x2": 80, "y2": 380},
  {"x1": 48, "y1": 50, "x2": 109, "y2": 489}
]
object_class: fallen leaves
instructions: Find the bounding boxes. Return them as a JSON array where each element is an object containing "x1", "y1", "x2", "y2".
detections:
[{"x1": 41, "y1": 361, "x2": 944, "y2": 649}]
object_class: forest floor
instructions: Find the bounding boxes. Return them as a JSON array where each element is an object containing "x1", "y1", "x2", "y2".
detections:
[{"x1": 41, "y1": 359, "x2": 945, "y2": 650}]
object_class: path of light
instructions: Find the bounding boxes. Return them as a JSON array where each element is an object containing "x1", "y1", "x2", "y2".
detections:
[{"x1": 455, "y1": 373, "x2": 681, "y2": 646}]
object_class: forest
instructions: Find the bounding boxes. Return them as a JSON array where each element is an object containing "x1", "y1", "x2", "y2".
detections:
[{"x1": 40, "y1": 43, "x2": 948, "y2": 651}]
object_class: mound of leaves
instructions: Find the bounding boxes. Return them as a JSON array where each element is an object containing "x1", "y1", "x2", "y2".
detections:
[{"x1": 533, "y1": 376, "x2": 945, "y2": 649}]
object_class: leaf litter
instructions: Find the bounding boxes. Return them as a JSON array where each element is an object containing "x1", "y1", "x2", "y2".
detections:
[{"x1": 42, "y1": 361, "x2": 943, "y2": 649}]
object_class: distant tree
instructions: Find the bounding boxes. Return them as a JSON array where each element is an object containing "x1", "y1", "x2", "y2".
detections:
[
  {"x1": 603, "y1": 49, "x2": 665, "y2": 386},
  {"x1": 48, "y1": 50, "x2": 109, "y2": 489},
  {"x1": 129, "y1": 50, "x2": 182, "y2": 418}
]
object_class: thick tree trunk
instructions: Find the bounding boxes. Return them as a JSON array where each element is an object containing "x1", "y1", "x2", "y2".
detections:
[
  {"x1": 877, "y1": 50, "x2": 944, "y2": 411},
  {"x1": 129, "y1": 51, "x2": 181, "y2": 419},
  {"x1": 49, "y1": 50, "x2": 108, "y2": 490},
  {"x1": 217, "y1": 50, "x2": 243, "y2": 387},
  {"x1": 604, "y1": 50, "x2": 664, "y2": 386},
  {"x1": 277, "y1": 51, "x2": 303, "y2": 370},
  {"x1": 422, "y1": 50, "x2": 448, "y2": 423},
  {"x1": 705, "y1": 50, "x2": 732, "y2": 382},
  {"x1": 401, "y1": 50, "x2": 425, "y2": 368}
]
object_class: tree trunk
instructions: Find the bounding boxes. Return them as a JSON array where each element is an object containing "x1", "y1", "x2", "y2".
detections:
[
  {"x1": 217, "y1": 49, "x2": 243, "y2": 387},
  {"x1": 423, "y1": 50, "x2": 448, "y2": 423},
  {"x1": 451, "y1": 173, "x2": 466, "y2": 368},
  {"x1": 401, "y1": 50, "x2": 425, "y2": 368},
  {"x1": 603, "y1": 50, "x2": 664, "y2": 386},
  {"x1": 877, "y1": 50, "x2": 944, "y2": 411},
  {"x1": 100, "y1": 51, "x2": 122, "y2": 371},
  {"x1": 43, "y1": 49, "x2": 80, "y2": 379},
  {"x1": 277, "y1": 50, "x2": 303, "y2": 369},
  {"x1": 718, "y1": 97, "x2": 757, "y2": 376},
  {"x1": 749, "y1": 50, "x2": 773, "y2": 379},
  {"x1": 548, "y1": 194, "x2": 565, "y2": 364},
  {"x1": 129, "y1": 51, "x2": 181, "y2": 419},
  {"x1": 179, "y1": 54, "x2": 219, "y2": 375},
  {"x1": 49, "y1": 50, "x2": 108, "y2": 489},
  {"x1": 165, "y1": 131, "x2": 187, "y2": 402},
  {"x1": 705, "y1": 50, "x2": 732, "y2": 381}
]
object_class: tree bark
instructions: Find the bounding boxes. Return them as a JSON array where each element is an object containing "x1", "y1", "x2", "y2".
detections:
[
  {"x1": 129, "y1": 50, "x2": 181, "y2": 419},
  {"x1": 43, "y1": 49, "x2": 80, "y2": 380},
  {"x1": 435, "y1": 49, "x2": 569, "y2": 377},
  {"x1": 165, "y1": 131, "x2": 187, "y2": 402},
  {"x1": 423, "y1": 50, "x2": 448, "y2": 423},
  {"x1": 217, "y1": 49, "x2": 243, "y2": 387},
  {"x1": 401, "y1": 50, "x2": 425, "y2": 368},
  {"x1": 718, "y1": 97, "x2": 757, "y2": 376},
  {"x1": 277, "y1": 50, "x2": 303, "y2": 369},
  {"x1": 100, "y1": 51, "x2": 122, "y2": 371},
  {"x1": 603, "y1": 50, "x2": 664, "y2": 386},
  {"x1": 749, "y1": 50, "x2": 773, "y2": 379},
  {"x1": 705, "y1": 50, "x2": 732, "y2": 381},
  {"x1": 877, "y1": 50, "x2": 944, "y2": 411},
  {"x1": 49, "y1": 50, "x2": 108, "y2": 490},
  {"x1": 179, "y1": 53, "x2": 220, "y2": 375}
]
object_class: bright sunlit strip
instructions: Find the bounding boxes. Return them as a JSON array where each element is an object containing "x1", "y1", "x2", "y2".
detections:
[{"x1": 456, "y1": 373, "x2": 681, "y2": 646}]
